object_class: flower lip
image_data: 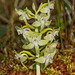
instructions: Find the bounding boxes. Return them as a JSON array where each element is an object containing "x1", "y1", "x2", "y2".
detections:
[{"x1": 31, "y1": 37, "x2": 39, "y2": 46}]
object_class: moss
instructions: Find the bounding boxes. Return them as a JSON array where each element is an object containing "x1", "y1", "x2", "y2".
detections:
[{"x1": 45, "y1": 67, "x2": 61, "y2": 75}]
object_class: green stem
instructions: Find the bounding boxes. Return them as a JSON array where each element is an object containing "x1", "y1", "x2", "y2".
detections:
[
  {"x1": 60, "y1": 30, "x2": 64, "y2": 50},
  {"x1": 35, "y1": 45, "x2": 40, "y2": 75}
]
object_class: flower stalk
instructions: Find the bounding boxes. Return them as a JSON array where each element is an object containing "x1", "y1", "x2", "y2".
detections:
[{"x1": 35, "y1": 46, "x2": 40, "y2": 75}]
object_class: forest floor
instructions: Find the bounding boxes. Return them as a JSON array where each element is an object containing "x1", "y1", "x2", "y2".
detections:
[{"x1": 0, "y1": 48, "x2": 75, "y2": 75}]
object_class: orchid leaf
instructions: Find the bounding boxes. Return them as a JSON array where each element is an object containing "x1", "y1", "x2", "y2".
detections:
[
  {"x1": 23, "y1": 43, "x2": 34, "y2": 49},
  {"x1": 35, "y1": 57, "x2": 46, "y2": 63}
]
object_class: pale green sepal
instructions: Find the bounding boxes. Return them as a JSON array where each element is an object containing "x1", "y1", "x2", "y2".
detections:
[
  {"x1": 27, "y1": 13, "x2": 34, "y2": 18},
  {"x1": 32, "y1": 21, "x2": 40, "y2": 27},
  {"x1": 22, "y1": 43, "x2": 34, "y2": 49},
  {"x1": 39, "y1": 40, "x2": 48, "y2": 46},
  {"x1": 44, "y1": 35, "x2": 50, "y2": 40},
  {"x1": 26, "y1": 8, "x2": 34, "y2": 16},
  {"x1": 41, "y1": 28, "x2": 52, "y2": 34},
  {"x1": 32, "y1": 3, "x2": 36, "y2": 12},
  {"x1": 24, "y1": 20, "x2": 35, "y2": 29},
  {"x1": 22, "y1": 26, "x2": 28, "y2": 29},
  {"x1": 15, "y1": 8, "x2": 22, "y2": 15},
  {"x1": 21, "y1": 56, "x2": 28, "y2": 63},
  {"x1": 35, "y1": 57, "x2": 46, "y2": 63},
  {"x1": 45, "y1": 20, "x2": 52, "y2": 26},
  {"x1": 37, "y1": 3, "x2": 48, "y2": 13},
  {"x1": 19, "y1": 15, "x2": 23, "y2": 20},
  {"x1": 19, "y1": 51, "x2": 35, "y2": 57},
  {"x1": 40, "y1": 8, "x2": 48, "y2": 13}
]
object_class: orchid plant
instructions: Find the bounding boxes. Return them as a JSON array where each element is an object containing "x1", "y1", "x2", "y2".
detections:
[{"x1": 15, "y1": 0, "x2": 59, "y2": 75}]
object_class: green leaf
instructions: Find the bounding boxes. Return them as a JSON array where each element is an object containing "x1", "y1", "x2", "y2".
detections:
[
  {"x1": 35, "y1": 57, "x2": 46, "y2": 63},
  {"x1": 19, "y1": 51, "x2": 35, "y2": 57},
  {"x1": 39, "y1": 40, "x2": 48, "y2": 46},
  {"x1": 22, "y1": 43, "x2": 34, "y2": 49},
  {"x1": 26, "y1": 8, "x2": 34, "y2": 16},
  {"x1": 32, "y1": 21, "x2": 40, "y2": 27},
  {"x1": 32, "y1": 3, "x2": 36, "y2": 12}
]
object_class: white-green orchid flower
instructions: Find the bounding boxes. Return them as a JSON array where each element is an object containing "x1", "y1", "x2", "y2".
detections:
[
  {"x1": 16, "y1": 9, "x2": 30, "y2": 20},
  {"x1": 22, "y1": 28, "x2": 31, "y2": 39},
  {"x1": 17, "y1": 28, "x2": 23, "y2": 35},
  {"x1": 43, "y1": 42, "x2": 58, "y2": 68},
  {"x1": 32, "y1": 14, "x2": 51, "y2": 30},
  {"x1": 44, "y1": 30, "x2": 59, "y2": 42},
  {"x1": 35, "y1": 44, "x2": 57, "y2": 69},
  {"x1": 53, "y1": 30, "x2": 59, "y2": 36},
  {"x1": 48, "y1": 41, "x2": 58, "y2": 49},
  {"x1": 35, "y1": 49, "x2": 57, "y2": 67},
  {"x1": 44, "y1": 50, "x2": 57, "y2": 67},
  {"x1": 16, "y1": 26, "x2": 31, "y2": 39},
  {"x1": 35, "y1": 42, "x2": 58, "y2": 69},
  {"x1": 43, "y1": 41, "x2": 58, "y2": 55},
  {"x1": 23, "y1": 33, "x2": 49, "y2": 49},
  {"x1": 15, "y1": 53, "x2": 28, "y2": 70},
  {"x1": 15, "y1": 53, "x2": 28, "y2": 63}
]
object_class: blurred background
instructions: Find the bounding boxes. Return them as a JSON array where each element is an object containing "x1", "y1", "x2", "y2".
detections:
[{"x1": 0, "y1": 0, "x2": 75, "y2": 54}]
